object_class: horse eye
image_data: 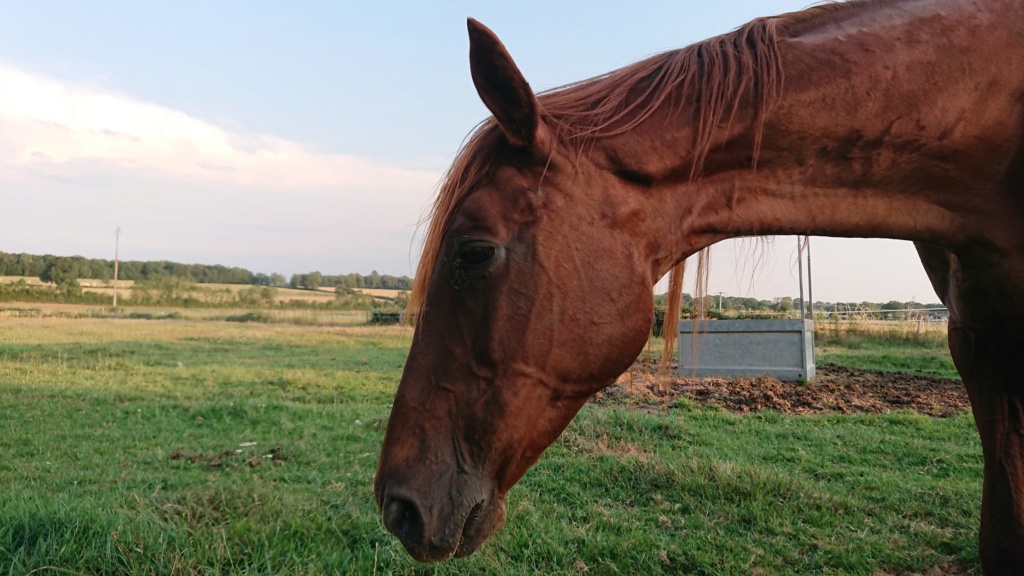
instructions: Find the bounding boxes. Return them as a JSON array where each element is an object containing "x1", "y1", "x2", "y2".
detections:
[{"x1": 458, "y1": 242, "x2": 497, "y2": 268}]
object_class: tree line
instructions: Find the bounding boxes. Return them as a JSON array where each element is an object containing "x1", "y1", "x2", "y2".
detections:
[
  {"x1": 654, "y1": 292, "x2": 943, "y2": 319},
  {"x1": 288, "y1": 271, "x2": 411, "y2": 291},
  {"x1": 0, "y1": 252, "x2": 412, "y2": 291}
]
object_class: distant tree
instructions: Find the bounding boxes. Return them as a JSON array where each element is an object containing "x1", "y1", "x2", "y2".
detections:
[
  {"x1": 58, "y1": 278, "x2": 83, "y2": 298},
  {"x1": 336, "y1": 274, "x2": 355, "y2": 289},
  {"x1": 773, "y1": 296, "x2": 794, "y2": 313},
  {"x1": 305, "y1": 271, "x2": 323, "y2": 291},
  {"x1": 39, "y1": 259, "x2": 83, "y2": 297},
  {"x1": 741, "y1": 297, "x2": 762, "y2": 310},
  {"x1": 4, "y1": 250, "x2": 416, "y2": 295},
  {"x1": 39, "y1": 259, "x2": 76, "y2": 286},
  {"x1": 692, "y1": 295, "x2": 717, "y2": 314},
  {"x1": 0, "y1": 252, "x2": 15, "y2": 275}
]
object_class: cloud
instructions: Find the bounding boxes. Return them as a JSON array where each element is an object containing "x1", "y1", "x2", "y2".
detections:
[
  {"x1": 0, "y1": 63, "x2": 440, "y2": 192},
  {"x1": 0, "y1": 62, "x2": 440, "y2": 275}
]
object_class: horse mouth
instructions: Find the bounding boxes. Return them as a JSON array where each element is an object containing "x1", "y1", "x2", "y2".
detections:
[{"x1": 454, "y1": 500, "x2": 486, "y2": 558}]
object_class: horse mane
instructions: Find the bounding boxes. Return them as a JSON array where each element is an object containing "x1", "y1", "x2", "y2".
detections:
[{"x1": 407, "y1": 1, "x2": 867, "y2": 331}]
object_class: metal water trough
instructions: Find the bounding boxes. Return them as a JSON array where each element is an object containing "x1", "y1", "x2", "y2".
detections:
[{"x1": 677, "y1": 319, "x2": 816, "y2": 381}]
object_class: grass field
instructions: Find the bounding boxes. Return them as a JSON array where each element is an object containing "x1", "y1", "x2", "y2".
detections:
[
  {"x1": 815, "y1": 320, "x2": 957, "y2": 379},
  {"x1": 0, "y1": 301, "x2": 373, "y2": 327},
  {"x1": 1, "y1": 276, "x2": 407, "y2": 305},
  {"x1": 0, "y1": 276, "x2": 342, "y2": 304},
  {"x1": 0, "y1": 315, "x2": 981, "y2": 574},
  {"x1": 817, "y1": 337, "x2": 958, "y2": 379}
]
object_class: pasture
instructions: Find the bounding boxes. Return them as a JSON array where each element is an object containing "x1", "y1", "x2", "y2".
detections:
[
  {"x1": 0, "y1": 276, "x2": 403, "y2": 306},
  {"x1": 0, "y1": 314, "x2": 981, "y2": 574}
]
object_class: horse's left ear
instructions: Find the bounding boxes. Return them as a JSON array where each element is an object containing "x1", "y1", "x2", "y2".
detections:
[{"x1": 468, "y1": 18, "x2": 541, "y2": 148}]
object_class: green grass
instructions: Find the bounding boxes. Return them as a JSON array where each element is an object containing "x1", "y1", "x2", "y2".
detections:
[
  {"x1": 816, "y1": 333, "x2": 958, "y2": 379},
  {"x1": 0, "y1": 318, "x2": 981, "y2": 574}
]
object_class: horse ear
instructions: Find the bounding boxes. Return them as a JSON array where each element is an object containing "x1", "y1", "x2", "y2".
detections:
[{"x1": 467, "y1": 18, "x2": 541, "y2": 148}]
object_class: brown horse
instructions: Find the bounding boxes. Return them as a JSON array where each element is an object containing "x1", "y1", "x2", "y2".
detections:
[{"x1": 374, "y1": 0, "x2": 1024, "y2": 572}]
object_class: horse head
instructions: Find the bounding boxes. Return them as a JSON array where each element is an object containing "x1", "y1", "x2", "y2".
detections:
[{"x1": 373, "y1": 19, "x2": 658, "y2": 562}]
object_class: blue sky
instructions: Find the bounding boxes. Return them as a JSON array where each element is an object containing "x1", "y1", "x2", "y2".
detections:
[{"x1": 0, "y1": 1, "x2": 941, "y2": 303}]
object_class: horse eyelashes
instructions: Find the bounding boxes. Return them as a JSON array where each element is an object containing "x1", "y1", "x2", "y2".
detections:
[{"x1": 447, "y1": 243, "x2": 470, "y2": 291}]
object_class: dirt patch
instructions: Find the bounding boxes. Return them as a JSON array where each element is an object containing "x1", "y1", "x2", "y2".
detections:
[{"x1": 594, "y1": 363, "x2": 969, "y2": 417}]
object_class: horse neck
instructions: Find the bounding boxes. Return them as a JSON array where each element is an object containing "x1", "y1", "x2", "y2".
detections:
[{"x1": 592, "y1": 0, "x2": 1024, "y2": 279}]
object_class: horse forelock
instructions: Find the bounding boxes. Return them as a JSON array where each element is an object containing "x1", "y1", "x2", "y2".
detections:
[{"x1": 407, "y1": 1, "x2": 870, "y2": 326}]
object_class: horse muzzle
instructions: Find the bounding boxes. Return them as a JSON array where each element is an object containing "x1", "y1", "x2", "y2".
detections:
[{"x1": 378, "y1": 483, "x2": 506, "y2": 562}]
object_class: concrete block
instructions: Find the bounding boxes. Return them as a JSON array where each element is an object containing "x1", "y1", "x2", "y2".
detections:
[{"x1": 677, "y1": 319, "x2": 815, "y2": 381}]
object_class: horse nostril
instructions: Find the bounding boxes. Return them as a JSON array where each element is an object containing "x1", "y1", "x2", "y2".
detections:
[{"x1": 383, "y1": 494, "x2": 424, "y2": 550}]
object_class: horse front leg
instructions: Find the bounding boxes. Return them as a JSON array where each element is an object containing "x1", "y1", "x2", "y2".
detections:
[{"x1": 949, "y1": 320, "x2": 1024, "y2": 574}]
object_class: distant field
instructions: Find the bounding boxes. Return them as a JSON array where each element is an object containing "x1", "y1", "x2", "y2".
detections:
[
  {"x1": 1, "y1": 276, "x2": 134, "y2": 288},
  {"x1": 0, "y1": 276, "x2": 410, "y2": 305},
  {"x1": 0, "y1": 275, "x2": 56, "y2": 286},
  {"x1": 354, "y1": 288, "x2": 406, "y2": 299},
  {"x1": 814, "y1": 319, "x2": 956, "y2": 378},
  {"x1": 314, "y1": 287, "x2": 405, "y2": 300},
  {"x1": 816, "y1": 317, "x2": 947, "y2": 339},
  {"x1": 0, "y1": 301, "x2": 371, "y2": 325},
  {"x1": 0, "y1": 312, "x2": 981, "y2": 574},
  {"x1": 203, "y1": 282, "x2": 333, "y2": 300},
  {"x1": 0, "y1": 276, "x2": 339, "y2": 303}
]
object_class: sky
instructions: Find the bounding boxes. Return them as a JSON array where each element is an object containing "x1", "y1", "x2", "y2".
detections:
[{"x1": 0, "y1": 1, "x2": 942, "y2": 304}]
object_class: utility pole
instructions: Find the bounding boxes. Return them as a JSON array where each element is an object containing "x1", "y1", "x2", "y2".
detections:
[
  {"x1": 113, "y1": 227, "x2": 120, "y2": 308},
  {"x1": 718, "y1": 291, "x2": 723, "y2": 312},
  {"x1": 797, "y1": 236, "x2": 806, "y2": 319},
  {"x1": 805, "y1": 236, "x2": 813, "y2": 319}
]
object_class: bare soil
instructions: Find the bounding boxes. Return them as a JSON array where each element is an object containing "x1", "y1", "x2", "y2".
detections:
[{"x1": 596, "y1": 362, "x2": 969, "y2": 417}]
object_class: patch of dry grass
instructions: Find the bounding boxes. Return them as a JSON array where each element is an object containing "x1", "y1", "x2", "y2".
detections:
[
  {"x1": 354, "y1": 288, "x2": 406, "y2": 299},
  {"x1": 0, "y1": 276, "x2": 341, "y2": 304},
  {"x1": 816, "y1": 318, "x2": 947, "y2": 343},
  {"x1": 0, "y1": 316, "x2": 413, "y2": 345}
]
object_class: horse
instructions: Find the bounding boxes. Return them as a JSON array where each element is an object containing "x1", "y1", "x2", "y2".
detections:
[{"x1": 374, "y1": 1, "x2": 1024, "y2": 572}]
